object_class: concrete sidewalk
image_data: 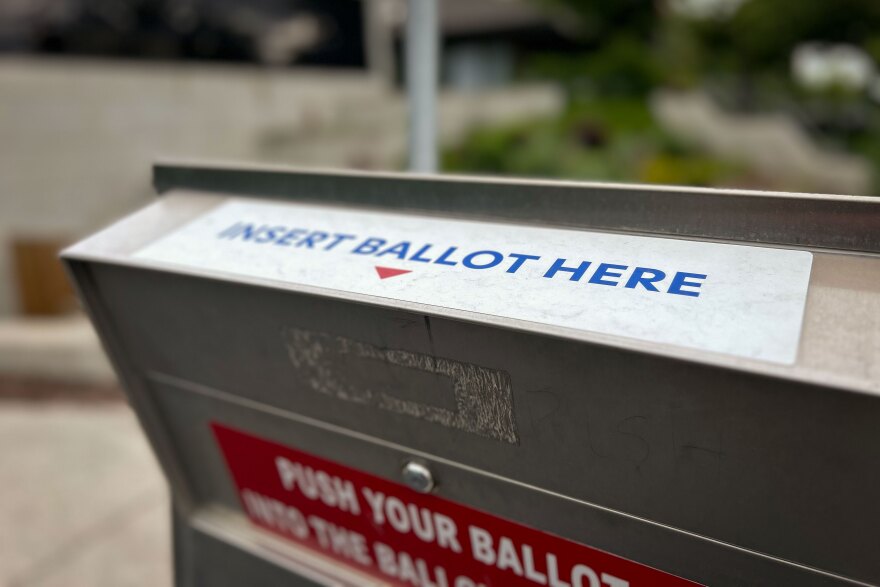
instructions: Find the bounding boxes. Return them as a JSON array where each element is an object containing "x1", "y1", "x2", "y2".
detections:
[
  {"x1": 0, "y1": 317, "x2": 114, "y2": 385},
  {"x1": 0, "y1": 400, "x2": 170, "y2": 587}
]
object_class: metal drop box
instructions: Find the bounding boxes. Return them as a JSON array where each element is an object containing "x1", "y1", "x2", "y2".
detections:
[{"x1": 63, "y1": 162, "x2": 880, "y2": 586}]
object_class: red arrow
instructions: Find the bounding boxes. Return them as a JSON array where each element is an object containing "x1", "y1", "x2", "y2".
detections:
[{"x1": 375, "y1": 266, "x2": 412, "y2": 280}]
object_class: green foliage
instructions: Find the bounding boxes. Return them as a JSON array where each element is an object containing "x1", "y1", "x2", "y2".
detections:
[
  {"x1": 640, "y1": 153, "x2": 737, "y2": 186},
  {"x1": 443, "y1": 99, "x2": 742, "y2": 187},
  {"x1": 537, "y1": 0, "x2": 657, "y2": 43},
  {"x1": 733, "y1": 0, "x2": 880, "y2": 68},
  {"x1": 538, "y1": 0, "x2": 880, "y2": 80},
  {"x1": 510, "y1": 0, "x2": 880, "y2": 191},
  {"x1": 656, "y1": 0, "x2": 880, "y2": 79},
  {"x1": 525, "y1": 36, "x2": 660, "y2": 97},
  {"x1": 865, "y1": 37, "x2": 880, "y2": 64}
]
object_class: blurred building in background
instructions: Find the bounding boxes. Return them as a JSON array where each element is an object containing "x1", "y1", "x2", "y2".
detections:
[
  {"x1": 0, "y1": 0, "x2": 366, "y2": 66},
  {"x1": 0, "y1": 0, "x2": 571, "y2": 327},
  {"x1": 0, "y1": 0, "x2": 579, "y2": 83},
  {"x1": 2, "y1": 0, "x2": 880, "y2": 324},
  {"x1": 397, "y1": 0, "x2": 578, "y2": 90}
]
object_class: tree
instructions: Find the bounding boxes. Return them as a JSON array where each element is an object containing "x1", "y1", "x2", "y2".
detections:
[
  {"x1": 692, "y1": 0, "x2": 880, "y2": 75},
  {"x1": 538, "y1": 0, "x2": 659, "y2": 44}
]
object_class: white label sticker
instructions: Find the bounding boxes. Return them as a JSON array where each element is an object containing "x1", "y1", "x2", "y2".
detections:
[{"x1": 134, "y1": 200, "x2": 813, "y2": 364}]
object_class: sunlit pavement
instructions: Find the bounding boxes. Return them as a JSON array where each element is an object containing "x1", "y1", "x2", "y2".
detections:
[{"x1": 0, "y1": 400, "x2": 171, "y2": 587}]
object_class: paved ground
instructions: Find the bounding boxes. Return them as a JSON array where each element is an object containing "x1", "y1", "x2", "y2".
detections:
[
  {"x1": 0, "y1": 398, "x2": 170, "y2": 587},
  {"x1": 0, "y1": 317, "x2": 113, "y2": 385},
  {"x1": 0, "y1": 315, "x2": 162, "y2": 587}
]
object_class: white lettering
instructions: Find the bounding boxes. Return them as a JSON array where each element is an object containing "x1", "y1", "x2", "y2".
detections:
[
  {"x1": 522, "y1": 544, "x2": 548, "y2": 584},
  {"x1": 241, "y1": 489, "x2": 309, "y2": 539},
  {"x1": 361, "y1": 487, "x2": 461, "y2": 552},
  {"x1": 546, "y1": 553, "x2": 571, "y2": 587},
  {"x1": 374, "y1": 542, "x2": 398, "y2": 575},
  {"x1": 571, "y1": 564, "x2": 600, "y2": 587},
  {"x1": 410, "y1": 503, "x2": 436, "y2": 542},
  {"x1": 397, "y1": 550, "x2": 421, "y2": 586},
  {"x1": 306, "y1": 516, "x2": 371, "y2": 566},
  {"x1": 435, "y1": 514, "x2": 463, "y2": 553},
  {"x1": 496, "y1": 536, "x2": 524, "y2": 576},
  {"x1": 372, "y1": 542, "x2": 448, "y2": 587},
  {"x1": 274, "y1": 457, "x2": 361, "y2": 515},
  {"x1": 386, "y1": 496, "x2": 411, "y2": 533},
  {"x1": 469, "y1": 525, "x2": 496, "y2": 565},
  {"x1": 362, "y1": 487, "x2": 386, "y2": 525}
]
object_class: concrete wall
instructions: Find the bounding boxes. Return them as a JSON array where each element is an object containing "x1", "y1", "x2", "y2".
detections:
[
  {"x1": 0, "y1": 58, "x2": 388, "y2": 315},
  {"x1": 0, "y1": 57, "x2": 563, "y2": 316}
]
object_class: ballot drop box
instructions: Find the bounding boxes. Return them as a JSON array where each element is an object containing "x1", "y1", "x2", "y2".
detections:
[{"x1": 63, "y1": 162, "x2": 880, "y2": 586}]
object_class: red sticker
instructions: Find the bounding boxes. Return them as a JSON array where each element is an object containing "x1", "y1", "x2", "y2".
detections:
[{"x1": 211, "y1": 423, "x2": 701, "y2": 587}]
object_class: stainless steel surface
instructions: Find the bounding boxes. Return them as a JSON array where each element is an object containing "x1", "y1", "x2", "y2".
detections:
[
  {"x1": 153, "y1": 161, "x2": 880, "y2": 254},
  {"x1": 63, "y1": 163, "x2": 880, "y2": 586},
  {"x1": 175, "y1": 506, "x2": 380, "y2": 586},
  {"x1": 405, "y1": 0, "x2": 439, "y2": 172},
  {"x1": 67, "y1": 188, "x2": 880, "y2": 396}
]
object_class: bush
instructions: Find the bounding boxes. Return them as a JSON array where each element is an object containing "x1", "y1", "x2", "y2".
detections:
[
  {"x1": 524, "y1": 36, "x2": 661, "y2": 99},
  {"x1": 443, "y1": 98, "x2": 741, "y2": 187}
]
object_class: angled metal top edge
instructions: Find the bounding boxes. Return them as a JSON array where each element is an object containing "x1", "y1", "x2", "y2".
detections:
[
  {"x1": 153, "y1": 159, "x2": 880, "y2": 254},
  {"x1": 60, "y1": 249, "x2": 879, "y2": 400}
]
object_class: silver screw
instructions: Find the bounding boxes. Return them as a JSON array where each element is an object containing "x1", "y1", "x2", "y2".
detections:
[{"x1": 401, "y1": 461, "x2": 435, "y2": 493}]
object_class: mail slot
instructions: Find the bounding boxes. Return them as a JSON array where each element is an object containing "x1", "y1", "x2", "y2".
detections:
[{"x1": 62, "y1": 162, "x2": 880, "y2": 586}]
